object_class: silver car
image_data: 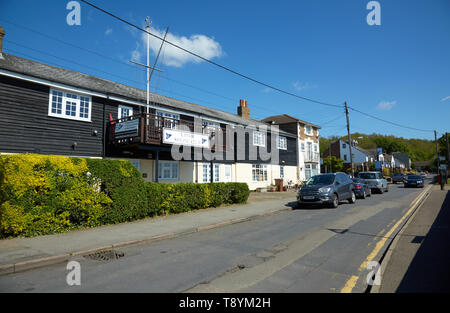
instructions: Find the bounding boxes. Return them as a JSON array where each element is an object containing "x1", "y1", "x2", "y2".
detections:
[{"x1": 357, "y1": 171, "x2": 389, "y2": 194}]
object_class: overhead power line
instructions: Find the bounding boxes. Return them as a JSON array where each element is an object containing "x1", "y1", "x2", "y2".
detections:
[
  {"x1": 348, "y1": 106, "x2": 434, "y2": 133},
  {"x1": 80, "y1": 0, "x2": 343, "y2": 109}
]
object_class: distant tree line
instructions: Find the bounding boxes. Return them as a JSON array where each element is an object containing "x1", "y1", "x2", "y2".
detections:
[{"x1": 319, "y1": 132, "x2": 439, "y2": 162}]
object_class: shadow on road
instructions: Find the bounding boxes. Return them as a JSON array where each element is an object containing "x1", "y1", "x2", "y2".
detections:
[
  {"x1": 285, "y1": 201, "x2": 339, "y2": 211},
  {"x1": 395, "y1": 190, "x2": 450, "y2": 293}
]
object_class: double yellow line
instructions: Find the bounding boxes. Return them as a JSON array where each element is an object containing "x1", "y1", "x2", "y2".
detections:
[{"x1": 340, "y1": 185, "x2": 432, "y2": 293}]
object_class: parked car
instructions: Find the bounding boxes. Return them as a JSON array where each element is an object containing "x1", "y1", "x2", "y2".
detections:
[
  {"x1": 404, "y1": 174, "x2": 424, "y2": 188},
  {"x1": 352, "y1": 178, "x2": 372, "y2": 199},
  {"x1": 297, "y1": 173, "x2": 356, "y2": 208},
  {"x1": 357, "y1": 171, "x2": 389, "y2": 193},
  {"x1": 392, "y1": 173, "x2": 405, "y2": 184},
  {"x1": 419, "y1": 172, "x2": 427, "y2": 179}
]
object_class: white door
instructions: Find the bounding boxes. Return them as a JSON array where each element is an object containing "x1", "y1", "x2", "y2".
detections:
[{"x1": 224, "y1": 165, "x2": 232, "y2": 182}]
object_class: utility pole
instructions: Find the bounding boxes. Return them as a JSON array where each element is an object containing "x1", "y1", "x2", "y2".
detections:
[
  {"x1": 445, "y1": 132, "x2": 450, "y2": 170},
  {"x1": 445, "y1": 132, "x2": 450, "y2": 183},
  {"x1": 329, "y1": 140, "x2": 332, "y2": 173},
  {"x1": 434, "y1": 130, "x2": 444, "y2": 190},
  {"x1": 435, "y1": 130, "x2": 440, "y2": 169},
  {"x1": 345, "y1": 102, "x2": 354, "y2": 177},
  {"x1": 145, "y1": 17, "x2": 151, "y2": 114}
]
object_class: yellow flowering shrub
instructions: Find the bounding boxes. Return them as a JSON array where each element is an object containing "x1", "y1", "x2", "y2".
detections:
[{"x1": 0, "y1": 154, "x2": 111, "y2": 238}]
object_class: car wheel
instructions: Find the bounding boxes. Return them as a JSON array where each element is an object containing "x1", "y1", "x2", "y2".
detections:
[
  {"x1": 379, "y1": 187, "x2": 384, "y2": 194},
  {"x1": 330, "y1": 193, "x2": 339, "y2": 208},
  {"x1": 348, "y1": 191, "x2": 356, "y2": 204},
  {"x1": 362, "y1": 190, "x2": 366, "y2": 199}
]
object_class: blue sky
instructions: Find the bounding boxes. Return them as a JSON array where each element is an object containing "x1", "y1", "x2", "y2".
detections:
[{"x1": 1, "y1": 0, "x2": 449, "y2": 141}]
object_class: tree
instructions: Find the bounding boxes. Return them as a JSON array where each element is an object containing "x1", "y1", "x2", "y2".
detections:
[{"x1": 323, "y1": 156, "x2": 344, "y2": 173}]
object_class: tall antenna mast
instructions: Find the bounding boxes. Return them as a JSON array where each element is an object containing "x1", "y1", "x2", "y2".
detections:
[{"x1": 145, "y1": 16, "x2": 152, "y2": 114}]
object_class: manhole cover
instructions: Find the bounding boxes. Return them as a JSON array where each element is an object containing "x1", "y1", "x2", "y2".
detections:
[{"x1": 84, "y1": 250, "x2": 125, "y2": 262}]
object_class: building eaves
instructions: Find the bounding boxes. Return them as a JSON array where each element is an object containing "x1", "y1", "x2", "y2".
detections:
[{"x1": 0, "y1": 53, "x2": 296, "y2": 138}]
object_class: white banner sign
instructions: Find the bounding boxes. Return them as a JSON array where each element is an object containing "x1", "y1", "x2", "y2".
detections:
[{"x1": 163, "y1": 129, "x2": 209, "y2": 148}]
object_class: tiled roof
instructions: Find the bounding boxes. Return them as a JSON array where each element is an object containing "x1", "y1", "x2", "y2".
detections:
[
  {"x1": 261, "y1": 114, "x2": 321, "y2": 129},
  {"x1": 0, "y1": 53, "x2": 296, "y2": 137}
]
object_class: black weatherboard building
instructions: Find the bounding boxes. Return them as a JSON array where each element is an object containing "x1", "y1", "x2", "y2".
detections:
[{"x1": 0, "y1": 30, "x2": 305, "y2": 190}]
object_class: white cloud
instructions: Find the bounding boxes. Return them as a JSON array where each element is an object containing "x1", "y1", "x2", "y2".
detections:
[
  {"x1": 131, "y1": 42, "x2": 141, "y2": 61},
  {"x1": 292, "y1": 81, "x2": 317, "y2": 92},
  {"x1": 377, "y1": 100, "x2": 397, "y2": 110},
  {"x1": 441, "y1": 96, "x2": 450, "y2": 101},
  {"x1": 131, "y1": 26, "x2": 223, "y2": 67},
  {"x1": 105, "y1": 28, "x2": 113, "y2": 35}
]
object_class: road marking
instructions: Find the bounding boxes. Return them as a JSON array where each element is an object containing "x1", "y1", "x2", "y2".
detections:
[
  {"x1": 341, "y1": 275, "x2": 359, "y2": 293},
  {"x1": 340, "y1": 185, "x2": 431, "y2": 293}
]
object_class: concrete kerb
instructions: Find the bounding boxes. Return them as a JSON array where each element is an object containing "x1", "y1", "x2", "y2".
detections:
[
  {"x1": 0, "y1": 205, "x2": 293, "y2": 276},
  {"x1": 370, "y1": 184, "x2": 433, "y2": 293}
]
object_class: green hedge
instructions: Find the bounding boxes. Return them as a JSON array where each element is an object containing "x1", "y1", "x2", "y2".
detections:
[
  {"x1": 85, "y1": 159, "x2": 150, "y2": 223},
  {"x1": 146, "y1": 182, "x2": 249, "y2": 215},
  {"x1": 0, "y1": 154, "x2": 250, "y2": 238}
]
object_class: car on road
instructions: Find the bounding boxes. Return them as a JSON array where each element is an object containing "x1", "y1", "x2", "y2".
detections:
[
  {"x1": 352, "y1": 178, "x2": 371, "y2": 199},
  {"x1": 392, "y1": 173, "x2": 405, "y2": 184},
  {"x1": 404, "y1": 174, "x2": 424, "y2": 188},
  {"x1": 297, "y1": 172, "x2": 356, "y2": 208},
  {"x1": 419, "y1": 172, "x2": 427, "y2": 180},
  {"x1": 357, "y1": 171, "x2": 389, "y2": 193}
]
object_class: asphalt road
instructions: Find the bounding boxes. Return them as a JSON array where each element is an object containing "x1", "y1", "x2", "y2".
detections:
[{"x1": 0, "y1": 178, "x2": 433, "y2": 293}]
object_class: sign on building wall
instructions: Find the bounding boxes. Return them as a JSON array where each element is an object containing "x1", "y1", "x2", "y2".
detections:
[
  {"x1": 163, "y1": 129, "x2": 210, "y2": 148},
  {"x1": 114, "y1": 119, "x2": 139, "y2": 139}
]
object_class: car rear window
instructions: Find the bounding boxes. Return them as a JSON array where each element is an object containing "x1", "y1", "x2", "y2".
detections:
[{"x1": 358, "y1": 173, "x2": 376, "y2": 179}]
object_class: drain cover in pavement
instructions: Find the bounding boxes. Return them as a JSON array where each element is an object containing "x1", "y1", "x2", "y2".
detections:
[{"x1": 84, "y1": 250, "x2": 125, "y2": 262}]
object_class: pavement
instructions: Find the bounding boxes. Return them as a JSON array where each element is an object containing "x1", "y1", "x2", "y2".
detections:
[
  {"x1": 374, "y1": 184, "x2": 450, "y2": 293},
  {"x1": 0, "y1": 191, "x2": 297, "y2": 275}
]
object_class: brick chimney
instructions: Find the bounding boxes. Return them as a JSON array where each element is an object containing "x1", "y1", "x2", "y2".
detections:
[
  {"x1": 0, "y1": 26, "x2": 5, "y2": 58},
  {"x1": 237, "y1": 99, "x2": 250, "y2": 119}
]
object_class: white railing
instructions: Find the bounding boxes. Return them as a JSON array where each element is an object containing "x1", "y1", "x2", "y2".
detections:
[{"x1": 303, "y1": 152, "x2": 320, "y2": 163}]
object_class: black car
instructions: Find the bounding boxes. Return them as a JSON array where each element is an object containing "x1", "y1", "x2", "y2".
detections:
[
  {"x1": 392, "y1": 173, "x2": 405, "y2": 184},
  {"x1": 297, "y1": 172, "x2": 356, "y2": 208},
  {"x1": 352, "y1": 178, "x2": 372, "y2": 199},
  {"x1": 404, "y1": 174, "x2": 424, "y2": 188}
]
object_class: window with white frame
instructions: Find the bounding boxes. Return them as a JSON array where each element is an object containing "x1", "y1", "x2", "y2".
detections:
[
  {"x1": 305, "y1": 125, "x2": 313, "y2": 136},
  {"x1": 49, "y1": 89, "x2": 91, "y2": 122},
  {"x1": 158, "y1": 161, "x2": 178, "y2": 180},
  {"x1": 252, "y1": 164, "x2": 267, "y2": 181},
  {"x1": 156, "y1": 110, "x2": 180, "y2": 129},
  {"x1": 214, "y1": 164, "x2": 219, "y2": 182},
  {"x1": 277, "y1": 136, "x2": 287, "y2": 150},
  {"x1": 202, "y1": 120, "x2": 220, "y2": 129},
  {"x1": 280, "y1": 165, "x2": 284, "y2": 178},
  {"x1": 202, "y1": 163, "x2": 220, "y2": 182},
  {"x1": 313, "y1": 144, "x2": 318, "y2": 153},
  {"x1": 300, "y1": 142, "x2": 305, "y2": 152},
  {"x1": 253, "y1": 131, "x2": 266, "y2": 147},
  {"x1": 118, "y1": 105, "x2": 133, "y2": 119}
]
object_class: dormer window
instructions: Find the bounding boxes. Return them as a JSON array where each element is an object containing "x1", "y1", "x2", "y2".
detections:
[{"x1": 305, "y1": 125, "x2": 313, "y2": 136}]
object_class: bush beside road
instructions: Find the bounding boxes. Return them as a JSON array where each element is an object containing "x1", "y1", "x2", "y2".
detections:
[{"x1": 0, "y1": 154, "x2": 249, "y2": 239}]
